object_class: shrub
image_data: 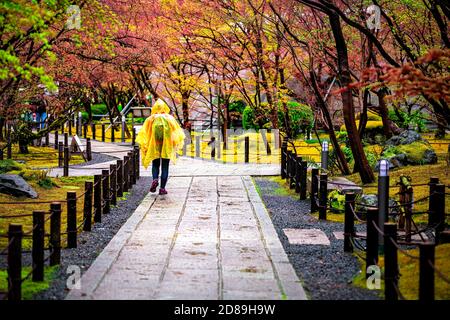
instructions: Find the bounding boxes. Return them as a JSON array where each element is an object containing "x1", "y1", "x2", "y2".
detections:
[
  {"x1": 242, "y1": 106, "x2": 257, "y2": 130},
  {"x1": 37, "y1": 177, "x2": 56, "y2": 189},
  {"x1": 388, "y1": 109, "x2": 427, "y2": 132},
  {"x1": 278, "y1": 101, "x2": 314, "y2": 136},
  {"x1": 91, "y1": 104, "x2": 108, "y2": 115},
  {"x1": 328, "y1": 190, "x2": 345, "y2": 212},
  {"x1": 19, "y1": 169, "x2": 48, "y2": 181},
  {"x1": 229, "y1": 100, "x2": 246, "y2": 115}
]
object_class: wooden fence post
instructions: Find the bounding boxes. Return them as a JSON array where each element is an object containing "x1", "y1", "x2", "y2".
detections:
[
  {"x1": 300, "y1": 160, "x2": 307, "y2": 200},
  {"x1": 295, "y1": 156, "x2": 302, "y2": 193},
  {"x1": 244, "y1": 136, "x2": 249, "y2": 163},
  {"x1": 86, "y1": 138, "x2": 92, "y2": 161},
  {"x1": 210, "y1": 137, "x2": 216, "y2": 160},
  {"x1": 132, "y1": 127, "x2": 136, "y2": 146},
  {"x1": 91, "y1": 123, "x2": 96, "y2": 140},
  {"x1": 83, "y1": 181, "x2": 93, "y2": 232},
  {"x1": 286, "y1": 151, "x2": 291, "y2": 185},
  {"x1": 428, "y1": 177, "x2": 439, "y2": 227},
  {"x1": 54, "y1": 130, "x2": 59, "y2": 150},
  {"x1": 32, "y1": 211, "x2": 45, "y2": 282},
  {"x1": 281, "y1": 140, "x2": 287, "y2": 179},
  {"x1": 310, "y1": 168, "x2": 319, "y2": 213},
  {"x1": 384, "y1": 222, "x2": 398, "y2": 301},
  {"x1": 130, "y1": 151, "x2": 136, "y2": 186},
  {"x1": 7, "y1": 224, "x2": 22, "y2": 301},
  {"x1": 117, "y1": 160, "x2": 123, "y2": 198},
  {"x1": 134, "y1": 146, "x2": 140, "y2": 180},
  {"x1": 111, "y1": 125, "x2": 115, "y2": 142},
  {"x1": 66, "y1": 192, "x2": 77, "y2": 248},
  {"x1": 83, "y1": 124, "x2": 87, "y2": 139},
  {"x1": 366, "y1": 207, "x2": 379, "y2": 278},
  {"x1": 419, "y1": 241, "x2": 435, "y2": 301},
  {"x1": 319, "y1": 173, "x2": 328, "y2": 220},
  {"x1": 110, "y1": 164, "x2": 117, "y2": 206},
  {"x1": 93, "y1": 175, "x2": 102, "y2": 223},
  {"x1": 58, "y1": 142, "x2": 63, "y2": 167},
  {"x1": 49, "y1": 202, "x2": 62, "y2": 266},
  {"x1": 68, "y1": 120, "x2": 72, "y2": 136},
  {"x1": 101, "y1": 123, "x2": 105, "y2": 142},
  {"x1": 102, "y1": 170, "x2": 110, "y2": 214},
  {"x1": 127, "y1": 151, "x2": 133, "y2": 186},
  {"x1": 344, "y1": 193, "x2": 356, "y2": 253},
  {"x1": 123, "y1": 156, "x2": 129, "y2": 193},
  {"x1": 63, "y1": 146, "x2": 69, "y2": 177}
]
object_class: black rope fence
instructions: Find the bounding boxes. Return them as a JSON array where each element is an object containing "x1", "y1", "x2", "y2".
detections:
[{"x1": 0, "y1": 143, "x2": 141, "y2": 300}]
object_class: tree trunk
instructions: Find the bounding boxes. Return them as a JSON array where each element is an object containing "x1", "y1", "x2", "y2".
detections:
[
  {"x1": 329, "y1": 12, "x2": 374, "y2": 183},
  {"x1": 310, "y1": 70, "x2": 350, "y2": 175},
  {"x1": 181, "y1": 93, "x2": 190, "y2": 132}
]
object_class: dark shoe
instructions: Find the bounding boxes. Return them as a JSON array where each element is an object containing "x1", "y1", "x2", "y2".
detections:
[
  {"x1": 159, "y1": 188, "x2": 168, "y2": 195},
  {"x1": 150, "y1": 179, "x2": 159, "y2": 193}
]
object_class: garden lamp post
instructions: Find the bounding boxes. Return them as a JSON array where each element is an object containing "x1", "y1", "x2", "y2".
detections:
[
  {"x1": 78, "y1": 111, "x2": 82, "y2": 136},
  {"x1": 121, "y1": 115, "x2": 126, "y2": 142},
  {"x1": 321, "y1": 141, "x2": 329, "y2": 171},
  {"x1": 378, "y1": 159, "x2": 390, "y2": 246}
]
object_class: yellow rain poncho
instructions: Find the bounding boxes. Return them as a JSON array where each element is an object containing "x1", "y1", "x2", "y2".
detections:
[{"x1": 136, "y1": 99, "x2": 185, "y2": 169}]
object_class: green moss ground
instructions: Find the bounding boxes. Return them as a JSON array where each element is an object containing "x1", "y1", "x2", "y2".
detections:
[
  {"x1": 0, "y1": 145, "x2": 84, "y2": 169},
  {"x1": 352, "y1": 244, "x2": 450, "y2": 300},
  {"x1": 0, "y1": 266, "x2": 59, "y2": 300}
]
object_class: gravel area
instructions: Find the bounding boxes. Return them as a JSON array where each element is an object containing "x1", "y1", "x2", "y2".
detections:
[
  {"x1": 253, "y1": 176, "x2": 380, "y2": 300},
  {"x1": 0, "y1": 175, "x2": 152, "y2": 300}
]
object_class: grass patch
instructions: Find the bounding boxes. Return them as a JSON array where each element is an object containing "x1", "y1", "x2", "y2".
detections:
[
  {"x1": 0, "y1": 145, "x2": 84, "y2": 169},
  {"x1": 352, "y1": 244, "x2": 450, "y2": 300},
  {"x1": 0, "y1": 175, "x2": 89, "y2": 249},
  {"x1": 346, "y1": 161, "x2": 449, "y2": 225},
  {"x1": 0, "y1": 265, "x2": 59, "y2": 300}
]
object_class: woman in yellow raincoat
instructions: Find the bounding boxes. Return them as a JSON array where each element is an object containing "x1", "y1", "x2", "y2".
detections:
[{"x1": 136, "y1": 99, "x2": 185, "y2": 194}]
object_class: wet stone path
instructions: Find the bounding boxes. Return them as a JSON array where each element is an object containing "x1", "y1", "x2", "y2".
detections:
[{"x1": 66, "y1": 175, "x2": 306, "y2": 300}]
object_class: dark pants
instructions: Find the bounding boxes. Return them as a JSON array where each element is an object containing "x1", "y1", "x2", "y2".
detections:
[{"x1": 152, "y1": 158, "x2": 170, "y2": 188}]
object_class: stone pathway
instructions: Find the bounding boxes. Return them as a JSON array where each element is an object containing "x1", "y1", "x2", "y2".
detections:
[
  {"x1": 48, "y1": 134, "x2": 279, "y2": 177},
  {"x1": 66, "y1": 175, "x2": 306, "y2": 300}
]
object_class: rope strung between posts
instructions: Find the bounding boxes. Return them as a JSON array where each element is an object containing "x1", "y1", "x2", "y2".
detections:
[
  {"x1": 428, "y1": 260, "x2": 450, "y2": 284},
  {"x1": 0, "y1": 199, "x2": 67, "y2": 205},
  {"x1": 387, "y1": 194, "x2": 432, "y2": 209},
  {"x1": 0, "y1": 213, "x2": 34, "y2": 218},
  {"x1": 389, "y1": 237, "x2": 421, "y2": 260},
  {"x1": 20, "y1": 252, "x2": 52, "y2": 284},
  {"x1": 0, "y1": 237, "x2": 15, "y2": 255},
  {"x1": 393, "y1": 282, "x2": 407, "y2": 300},
  {"x1": 76, "y1": 190, "x2": 88, "y2": 200},
  {"x1": 348, "y1": 203, "x2": 367, "y2": 223},
  {"x1": 77, "y1": 218, "x2": 88, "y2": 232}
]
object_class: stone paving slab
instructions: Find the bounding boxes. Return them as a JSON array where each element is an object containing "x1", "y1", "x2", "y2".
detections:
[
  {"x1": 283, "y1": 228, "x2": 331, "y2": 245},
  {"x1": 66, "y1": 175, "x2": 307, "y2": 300}
]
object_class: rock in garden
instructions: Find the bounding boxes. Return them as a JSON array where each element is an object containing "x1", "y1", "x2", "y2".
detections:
[
  {"x1": 356, "y1": 194, "x2": 400, "y2": 219},
  {"x1": 0, "y1": 174, "x2": 38, "y2": 198},
  {"x1": 379, "y1": 131, "x2": 437, "y2": 169},
  {"x1": 385, "y1": 130, "x2": 423, "y2": 146}
]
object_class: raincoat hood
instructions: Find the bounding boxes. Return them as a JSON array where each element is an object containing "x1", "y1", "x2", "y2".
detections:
[{"x1": 151, "y1": 99, "x2": 171, "y2": 115}]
